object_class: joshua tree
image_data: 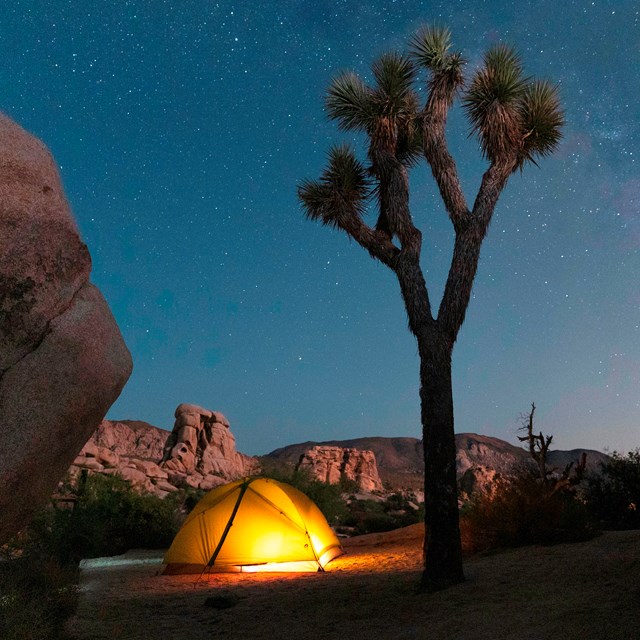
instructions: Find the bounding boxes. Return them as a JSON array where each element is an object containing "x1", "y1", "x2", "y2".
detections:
[{"x1": 298, "y1": 26, "x2": 563, "y2": 590}]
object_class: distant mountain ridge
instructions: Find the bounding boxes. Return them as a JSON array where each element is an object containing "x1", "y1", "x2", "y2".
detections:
[{"x1": 265, "y1": 433, "x2": 609, "y2": 490}]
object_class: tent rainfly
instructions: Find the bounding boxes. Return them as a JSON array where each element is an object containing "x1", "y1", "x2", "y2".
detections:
[{"x1": 163, "y1": 477, "x2": 343, "y2": 574}]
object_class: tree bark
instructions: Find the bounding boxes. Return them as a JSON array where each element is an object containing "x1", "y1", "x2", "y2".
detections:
[{"x1": 418, "y1": 331, "x2": 465, "y2": 590}]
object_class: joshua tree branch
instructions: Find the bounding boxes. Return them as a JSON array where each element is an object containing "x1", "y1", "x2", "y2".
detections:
[
  {"x1": 340, "y1": 215, "x2": 400, "y2": 268},
  {"x1": 395, "y1": 243, "x2": 434, "y2": 334},
  {"x1": 422, "y1": 79, "x2": 469, "y2": 228},
  {"x1": 471, "y1": 160, "x2": 515, "y2": 230},
  {"x1": 436, "y1": 225, "x2": 482, "y2": 342},
  {"x1": 371, "y1": 152, "x2": 434, "y2": 329},
  {"x1": 437, "y1": 160, "x2": 515, "y2": 339}
]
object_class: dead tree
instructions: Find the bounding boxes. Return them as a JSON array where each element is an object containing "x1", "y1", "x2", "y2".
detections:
[{"x1": 518, "y1": 402, "x2": 587, "y2": 492}]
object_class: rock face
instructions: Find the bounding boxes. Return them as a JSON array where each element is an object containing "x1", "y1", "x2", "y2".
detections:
[
  {"x1": 455, "y1": 433, "x2": 526, "y2": 476},
  {"x1": 457, "y1": 465, "x2": 501, "y2": 499},
  {"x1": 69, "y1": 406, "x2": 258, "y2": 496},
  {"x1": 71, "y1": 422, "x2": 171, "y2": 495},
  {"x1": 161, "y1": 403, "x2": 257, "y2": 491},
  {"x1": 88, "y1": 420, "x2": 167, "y2": 460},
  {"x1": 0, "y1": 114, "x2": 132, "y2": 542},
  {"x1": 296, "y1": 446, "x2": 384, "y2": 493},
  {"x1": 268, "y1": 437, "x2": 425, "y2": 490}
]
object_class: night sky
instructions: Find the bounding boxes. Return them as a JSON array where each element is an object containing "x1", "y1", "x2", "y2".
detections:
[{"x1": 2, "y1": 1, "x2": 638, "y2": 455}]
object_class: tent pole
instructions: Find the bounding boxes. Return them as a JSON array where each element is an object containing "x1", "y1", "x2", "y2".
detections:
[
  {"x1": 304, "y1": 529, "x2": 324, "y2": 572},
  {"x1": 206, "y1": 478, "x2": 253, "y2": 569}
]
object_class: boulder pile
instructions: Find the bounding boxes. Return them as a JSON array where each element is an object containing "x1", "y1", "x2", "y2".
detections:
[{"x1": 69, "y1": 404, "x2": 258, "y2": 497}]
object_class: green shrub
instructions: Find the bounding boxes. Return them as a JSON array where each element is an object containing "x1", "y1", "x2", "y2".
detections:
[
  {"x1": 261, "y1": 468, "x2": 424, "y2": 534},
  {"x1": 341, "y1": 493, "x2": 422, "y2": 535},
  {"x1": 584, "y1": 449, "x2": 640, "y2": 530},
  {"x1": 460, "y1": 472, "x2": 595, "y2": 554},
  {"x1": 25, "y1": 473, "x2": 182, "y2": 563},
  {"x1": 261, "y1": 468, "x2": 350, "y2": 525}
]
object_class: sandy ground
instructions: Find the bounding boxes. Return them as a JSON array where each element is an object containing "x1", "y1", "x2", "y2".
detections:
[{"x1": 68, "y1": 525, "x2": 640, "y2": 640}]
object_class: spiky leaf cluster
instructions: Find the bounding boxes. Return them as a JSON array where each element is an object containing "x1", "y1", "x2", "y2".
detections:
[
  {"x1": 463, "y1": 44, "x2": 527, "y2": 163},
  {"x1": 325, "y1": 53, "x2": 421, "y2": 168},
  {"x1": 325, "y1": 72, "x2": 376, "y2": 133},
  {"x1": 464, "y1": 44, "x2": 563, "y2": 167},
  {"x1": 518, "y1": 80, "x2": 564, "y2": 166},
  {"x1": 371, "y1": 52, "x2": 416, "y2": 117},
  {"x1": 409, "y1": 25, "x2": 465, "y2": 99},
  {"x1": 409, "y1": 25, "x2": 452, "y2": 71},
  {"x1": 297, "y1": 144, "x2": 371, "y2": 229}
]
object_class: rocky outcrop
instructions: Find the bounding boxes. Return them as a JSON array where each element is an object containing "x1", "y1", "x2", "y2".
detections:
[
  {"x1": 0, "y1": 114, "x2": 132, "y2": 542},
  {"x1": 458, "y1": 465, "x2": 501, "y2": 499},
  {"x1": 68, "y1": 420, "x2": 172, "y2": 495},
  {"x1": 68, "y1": 406, "x2": 258, "y2": 497},
  {"x1": 161, "y1": 403, "x2": 257, "y2": 491},
  {"x1": 455, "y1": 433, "x2": 526, "y2": 476},
  {"x1": 296, "y1": 446, "x2": 384, "y2": 493},
  {"x1": 87, "y1": 420, "x2": 167, "y2": 460}
]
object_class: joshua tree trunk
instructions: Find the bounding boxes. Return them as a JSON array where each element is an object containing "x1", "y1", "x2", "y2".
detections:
[
  {"x1": 299, "y1": 27, "x2": 564, "y2": 591},
  {"x1": 418, "y1": 333, "x2": 464, "y2": 589}
]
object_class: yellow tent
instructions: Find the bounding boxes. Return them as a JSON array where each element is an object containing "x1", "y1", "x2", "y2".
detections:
[{"x1": 163, "y1": 477, "x2": 343, "y2": 574}]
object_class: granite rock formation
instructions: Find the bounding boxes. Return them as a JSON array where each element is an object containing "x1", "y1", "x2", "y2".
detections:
[
  {"x1": 88, "y1": 420, "x2": 167, "y2": 460},
  {"x1": 457, "y1": 465, "x2": 501, "y2": 499},
  {"x1": 0, "y1": 114, "x2": 132, "y2": 542},
  {"x1": 68, "y1": 405, "x2": 258, "y2": 497},
  {"x1": 296, "y1": 445, "x2": 384, "y2": 493},
  {"x1": 160, "y1": 403, "x2": 257, "y2": 490}
]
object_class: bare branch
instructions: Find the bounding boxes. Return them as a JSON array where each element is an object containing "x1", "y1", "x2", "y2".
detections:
[
  {"x1": 551, "y1": 452, "x2": 587, "y2": 495},
  {"x1": 516, "y1": 402, "x2": 553, "y2": 482}
]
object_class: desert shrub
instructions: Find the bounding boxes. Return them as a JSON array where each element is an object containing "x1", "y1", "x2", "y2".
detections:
[
  {"x1": 0, "y1": 553, "x2": 78, "y2": 640},
  {"x1": 180, "y1": 487, "x2": 206, "y2": 514},
  {"x1": 25, "y1": 473, "x2": 182, "y2": 563},
  {"x1": 341, "y1": 493, "x2": 422, "y2": 535},
  {"x1": 584, "y1": 449, "x2": 640, "y2": 530},
  {"x1": 459, "y1": 472, "x2": 595, "y2": 554},
  {"x1": 260, "y1": 468, "x2": 422, "y2": 533},
  {"x1": 342, "y1": 498, "x2": 394, "y2": 533},
  {"x1": 301, "y1": 479, "x2": 351, "y2": 525},
  {"x1": 260, "y1": 468, "x2": 350, "y2": 525}
]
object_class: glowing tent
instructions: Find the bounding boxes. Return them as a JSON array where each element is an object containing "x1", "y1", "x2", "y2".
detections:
[{"x1": 163, "y1": 477, "x2": 343, "y2": 574}]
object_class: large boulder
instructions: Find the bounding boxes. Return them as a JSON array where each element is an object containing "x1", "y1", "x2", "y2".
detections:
[
  {"x1": 296, "y1": 445, "x2": 384, "y2": 493},
  {"x1": 0, "y1": 114, "x2": 132, "y2": 542}
]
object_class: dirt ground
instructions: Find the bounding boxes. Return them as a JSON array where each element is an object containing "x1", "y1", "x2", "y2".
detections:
[{"x1": 67, "y1": 525, "x2": 640, "y2": 640}]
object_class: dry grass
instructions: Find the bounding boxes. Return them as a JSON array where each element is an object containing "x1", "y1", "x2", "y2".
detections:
[{"x1": 68, "y1": 525, "x2": 640, "y2": 640}]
